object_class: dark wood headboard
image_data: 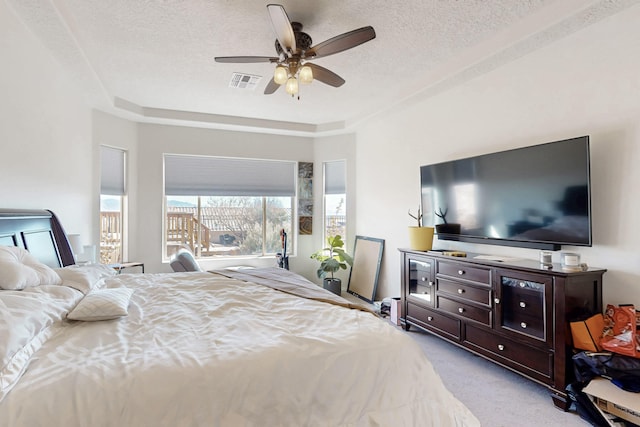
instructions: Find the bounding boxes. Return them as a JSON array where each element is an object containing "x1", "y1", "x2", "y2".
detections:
[{"x1": 0, "y1": 209, "x2": 75, "y2": 268}]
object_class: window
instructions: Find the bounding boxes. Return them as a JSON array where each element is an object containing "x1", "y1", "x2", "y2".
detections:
[
  {"x1": 163, "y1": 155, "x2": 295, "y2": 259},
  {"x1": 323, "y1": 160, "x2": 346, "y2": 246},
  {"x1": 100, "y1": 146, "x2": 126, "y2": 264}
]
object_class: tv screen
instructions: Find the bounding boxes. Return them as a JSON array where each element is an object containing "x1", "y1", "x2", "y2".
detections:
[{"x1": 420, "y1": 136, "x2": 591, "y2": 250}]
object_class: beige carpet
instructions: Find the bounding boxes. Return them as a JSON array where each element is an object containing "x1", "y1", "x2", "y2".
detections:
[{"x1": 403, "y1": 328, "x2": 590, "y2": 427}]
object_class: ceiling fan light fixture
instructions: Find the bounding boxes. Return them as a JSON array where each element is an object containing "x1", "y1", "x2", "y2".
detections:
[
  {"x1": 285, "y1": 77, "x2": 299, "y2": 95},
  {"x1": 274, "y1": 65, "x2": 288, "y2": 85},
  {"x1": 299, "y1": 65, "x2": 313, "y2": 84}
]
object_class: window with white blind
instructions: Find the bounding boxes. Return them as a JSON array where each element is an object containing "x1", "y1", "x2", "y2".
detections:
[
  {"x1": 163, "y1": 154, "x2": 296, "y2": 259},
  {"x1": 100, "y1": 146, "x2": 127, "y2": 264},
  {"x1": 323, "y1": 160, "x2": 346, "y2": 247}
]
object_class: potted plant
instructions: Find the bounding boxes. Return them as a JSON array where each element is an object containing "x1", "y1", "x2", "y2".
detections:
[
  {"x1": 408, "y1": 206, "x2": 434, "y2": 251},
  {"x1": 310, "y1": 235, "x2": 353, "y2": 295},
  {"x1": 434, "y1": 207, "x2": 461, "y2": 234}
]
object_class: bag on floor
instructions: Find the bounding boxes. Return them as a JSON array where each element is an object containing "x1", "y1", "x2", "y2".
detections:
[
  {"x1": 566, "y1": 382, "x2": 611, "y2": 426},
  {"x1": 601, "y1": 304, "x2": 640, "y2": 358},
  {"x1": 573, "y1": 351, "x2": 640, "y2": 392},
  {"x1": 571, "y1": 313, "x2": 605, "y2": 352}
]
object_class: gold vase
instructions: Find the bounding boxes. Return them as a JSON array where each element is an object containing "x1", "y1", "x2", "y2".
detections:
[{"x1": 408, "y1": 226, "x2": 435, "y2": 251}]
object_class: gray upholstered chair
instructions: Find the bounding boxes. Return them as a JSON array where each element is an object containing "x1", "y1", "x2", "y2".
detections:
[{"x1": 169, "y1": 248, "x2": 202, "y2": 272}]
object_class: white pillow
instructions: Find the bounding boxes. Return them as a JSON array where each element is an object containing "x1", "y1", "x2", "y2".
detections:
[
  {"x1": 0, "y1": 246, "x2": 61, "y2": 290},
  {"x1": 67, "y1": 287, "x2": 134, "y2": 321},
  {"x1": 54, "y1": 264, "x2": 117, "y2": 294}
]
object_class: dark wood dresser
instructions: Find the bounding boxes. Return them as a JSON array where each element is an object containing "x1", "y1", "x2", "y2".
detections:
[{"x1": 399, "y1": 248, "x2": 605, "y2": 410}]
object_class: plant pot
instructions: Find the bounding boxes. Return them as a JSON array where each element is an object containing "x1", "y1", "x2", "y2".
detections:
[
  {"x1": 435, "y1": 223, "x2": 461, "y2": 234},
  {"x1": 323, "y1": 278, "x2": 342, "y2": 295},
  {"x1": 408, "y1": 226, "x2": 434, "y2": 251}
]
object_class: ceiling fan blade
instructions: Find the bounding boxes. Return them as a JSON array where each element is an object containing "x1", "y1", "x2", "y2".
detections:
[
  {"x1": 306, "y1": 26, "x2": 376, "y2": 59},
  {"x1": 264, "y1": 78, "x2": 281, "y2": 95},
  {"x1": 215, "y1": 56, "x2": 278, "y2": 63},
  {"x1": 267, "y1": 4, "x2": 296, "y2": 53},
  {"x1": 307, "y1": 63, "x2": 345, "y2": 87}
]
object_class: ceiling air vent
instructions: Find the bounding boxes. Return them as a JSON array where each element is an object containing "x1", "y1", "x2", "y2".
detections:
[{"x1": 229, "y1": 73, "x2": 262, "y2": 90}]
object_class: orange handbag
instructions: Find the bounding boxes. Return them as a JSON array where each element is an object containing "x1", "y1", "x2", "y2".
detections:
[
  {"x1": 570, "y1": 313, "x2": 605, "y2": 352},
  {"x1": 601, "y1": 304, "x2": 640, "y2": 358}
]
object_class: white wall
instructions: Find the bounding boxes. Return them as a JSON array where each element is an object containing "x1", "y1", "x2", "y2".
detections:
[
  {"x1": 354, "y1": 4, "x2": 640, "y2": 306},
  {"x1": 0, "y1": 1, "x2": 94, "y2": 239},
  {"x1": 136, "y1": 124, "x2": 315, "y2": 275}
]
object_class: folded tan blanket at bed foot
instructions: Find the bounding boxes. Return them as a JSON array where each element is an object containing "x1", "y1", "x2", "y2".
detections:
[{"x1": 209, "y1": 267, "x2": 377, "y2": 315}]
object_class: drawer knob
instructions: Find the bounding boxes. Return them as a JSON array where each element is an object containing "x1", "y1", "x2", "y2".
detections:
[
  {"x1": 421, "y1": 277, "x2": 427, "y2": 282},
  {"x1": 457, "y1": 288, "x2": 465, "y2": 294},
  {"x1": 458, "y1": 270, "x2": 465, "y2": 275},
  {"x1": 428, "y1": 281, "x2": 434, "y2": 287},
  {"x1": 519, "y1": 301, "x2": 526, "y2": 308},
  {"x1": 458, "y1": 307, "x2": 465, "y2": 313},
  {"x1": 497, "y1": 344, "x2": 505, "y2": 351},
  {"x1": 494, "y1": 298, "x2": 500, "y2": 304},
  {"x1": 520, "y1": 322, "x2": 527, "y2": 329},
  {"x1": 427, "y1": 316, "x2": 434, "y2": 321}
]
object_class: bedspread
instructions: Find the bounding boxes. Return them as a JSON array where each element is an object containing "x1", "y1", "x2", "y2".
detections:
[{"x1": 0, "y1": 271, "x2": 479, "y2": 427}]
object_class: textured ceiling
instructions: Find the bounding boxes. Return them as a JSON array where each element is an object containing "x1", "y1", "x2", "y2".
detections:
[{"x1": 7, "y1": 0, "x2": 637, "y2": 135}]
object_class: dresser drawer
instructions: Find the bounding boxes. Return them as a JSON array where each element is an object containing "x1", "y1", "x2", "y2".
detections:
[
  {"x1": 437, "y1": 296, "x2": 492, "y2": 326},
  {"x1": 438, "y1": 278, "x2": 491, "y2": 305},
  {"x1": 502, "y1": 291, "x2": 545, "y2": 340},
  {"x1": 410, "y1": 269, "x2": 433, "y2": 286},
  {"x1": 503, "y1": 288, "x2": 544, "y2": 316},
  {"x1": 438, "y1": 261, "x2": 491, "y2": 285},
  {"x1": 407, "y1": 303, "x2": 460, "y2": 340},
  {"x1": 464, "y1": 324, "x2": 553, "y2": 382},
  {"x1": 503, "y1": 311, "x2": 545, "y2": 340}
]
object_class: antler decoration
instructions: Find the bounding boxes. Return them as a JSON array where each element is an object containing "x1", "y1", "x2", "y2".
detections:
[
  {"x1": 408, "y1": 206, "x2": 423, "y2": 227},
  {"x1": 435, "y1": 207, "x2": 448, "y2": 224}
]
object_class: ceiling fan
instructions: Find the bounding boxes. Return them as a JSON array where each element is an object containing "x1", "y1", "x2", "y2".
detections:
[{"x1": 214, "y1": 4, "x2": 376, "y2": 96}]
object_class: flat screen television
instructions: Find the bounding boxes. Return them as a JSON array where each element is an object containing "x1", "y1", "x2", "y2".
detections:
[{"x1": 420, "y1": 136, "x2": 591, "y2": 251}]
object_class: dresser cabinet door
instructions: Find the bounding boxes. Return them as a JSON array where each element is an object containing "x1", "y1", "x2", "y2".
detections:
[
  {"x1": 495, "y1": 270, "x2": 553, "y2": 346},
  {"x1": 406, "y1": 256, "x2": 435, "y2": 307}
]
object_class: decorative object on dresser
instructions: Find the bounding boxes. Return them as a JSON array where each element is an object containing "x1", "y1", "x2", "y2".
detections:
[
  {"x1": 399, "y1": 248, "x2": 606, "y2": 410},
  {"x1": 408, "y1": 206, "x2": 434, "y2": 251}
]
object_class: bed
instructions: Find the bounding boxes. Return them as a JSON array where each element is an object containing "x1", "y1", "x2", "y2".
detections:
[{"x1": 0, "y1": 209, "x2": 479, "y2": 426}]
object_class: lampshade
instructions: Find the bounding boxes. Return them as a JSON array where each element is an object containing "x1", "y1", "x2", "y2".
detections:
[
  {"x1": 285, "y1": 77, "x2": 299, "y2": 95},
  {"x1": 299, "y1": 65, "x2": 313, "y2": 84},
  {"x1": 274, "y1": 66, "x2": 288, "y2": 85},
  {"x1": 67, "y1": 234, "x2": 83, "y2": 256}
]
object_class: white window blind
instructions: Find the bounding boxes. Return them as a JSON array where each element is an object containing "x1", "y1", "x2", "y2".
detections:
[
  {"x1": 324, "y1": 160, "x2": 346, "y2": 194},
  {"x1": 100, "y1": 146, "x2": 126, "y2": 195},
  {"x1": 164, "y1": 154, "x2": 296, "y2": 197}
]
